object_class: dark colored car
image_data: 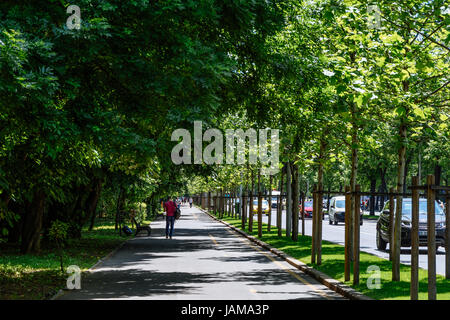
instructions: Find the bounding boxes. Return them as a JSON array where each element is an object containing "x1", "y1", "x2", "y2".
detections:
[{"x1": 376, "y1": 198, "x2": 446, "y2": 251}]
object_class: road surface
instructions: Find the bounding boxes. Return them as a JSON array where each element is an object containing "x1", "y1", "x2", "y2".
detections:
[
  {"x1": 256, "y1": 208, "x2": 447, "y2": 276},
  {"x1": 59, "y1": 205, "x2": 345, "y2": 300}
]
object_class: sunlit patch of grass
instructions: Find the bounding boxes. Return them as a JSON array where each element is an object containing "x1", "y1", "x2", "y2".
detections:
[
  {"x1": 0, "y1": 218, "x2": 135, "y2": 300},
  {"x1": 363, "y1": 214, "x2": 379, "y2": 220},
  {"x1": 216, "y1": 213, "x2": 450, "y2": 300}
]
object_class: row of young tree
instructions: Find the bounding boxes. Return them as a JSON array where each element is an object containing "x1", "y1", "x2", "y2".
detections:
[
  {"x1": 188, "y1": 0, "x2": 449, "y2": 200},
  {"x1": 185, "y1": 0, "x2": 449, "y2": 284}
]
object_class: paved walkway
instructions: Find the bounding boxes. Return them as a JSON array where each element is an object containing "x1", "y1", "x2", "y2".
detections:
[{"x1": 60, "y1": 204, "x2": 345, "y2": 300}]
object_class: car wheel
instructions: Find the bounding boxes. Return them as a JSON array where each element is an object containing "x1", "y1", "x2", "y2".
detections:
[
  {"x1": 334, "y1": 219, "x2": 338, "y2": 225},
  {"x1": 376, "y1": 229, "x2": 387, "y2": 251}
]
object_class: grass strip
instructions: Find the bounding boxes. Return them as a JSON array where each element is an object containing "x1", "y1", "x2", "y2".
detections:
[
  {"x1": 214, "y1": 212, "x2": 450, "y2": 300},
  {"x1": 0, "y1": 219, "x2": 136, "y2": 299}
]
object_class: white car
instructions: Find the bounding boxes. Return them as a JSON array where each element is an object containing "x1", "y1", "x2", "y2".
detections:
[{"x1": 328, "y1": 196, "x2": 363, "y2": 225}]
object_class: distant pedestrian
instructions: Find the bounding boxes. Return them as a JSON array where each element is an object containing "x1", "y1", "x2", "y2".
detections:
[
  {"x1": 189, "y1": 197, "x2": 193, "y2": 208},
  {"x1": 164, "y1": 197, "x2": 177, "y2": 239}
]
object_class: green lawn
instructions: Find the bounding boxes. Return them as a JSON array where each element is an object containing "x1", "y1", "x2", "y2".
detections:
[
  {"x1": 363, "y1": 214, "x2": 379, "y2": 221},
  {"x1": 0, "y1": 219, "x2": 135, "y2": 299},
  {"x1": 213, "y1": 212, "x2": 450, "y2": 300}
]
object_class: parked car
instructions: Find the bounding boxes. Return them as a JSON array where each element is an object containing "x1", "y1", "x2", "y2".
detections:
[
  {"x1": 376, "y1": 198, "x2": 446, "y2": 251},
  {"x1": 270, "y1": 191, "x2": 286, "y2": 208},
  {"x1": 328, "y1": 196, "x2": 363, "y2": 225},
  {"x1": 252, "y1": 199, "x2": 270, "y2": 214},
  {"x1": 299, "y1": 201, "x2": 313, "y2": 218},
  {"x1": 271, "y1": 196, "x2": 278, "y2": 208}
]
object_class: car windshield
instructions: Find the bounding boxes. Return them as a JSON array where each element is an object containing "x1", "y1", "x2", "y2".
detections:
[
  {"x1": 253, "y1": 200, "x2": 268, "y2": 205},
  {"x1": 304, "y1": 201, "x2": 313, "y2": 207},
  {"x1": 335, "y1": 200, "x2": 345, "y2": 208},
  {"x1": 401, "y1": 200, "x2": 444, "y2": 217}
]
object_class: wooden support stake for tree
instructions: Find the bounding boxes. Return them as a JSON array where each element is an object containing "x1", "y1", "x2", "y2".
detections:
[
  {"x1": 204, "y1": 192, "x2": 207, "y2": 209},
  {"x1": 208, "y1": 191, "x2": 211, "y2": 213},
  {"x1": 228, "y1": 189, "x2": 232, "y2": 216},
  {"x1": 301, "y1": 191, "x2": 305, "y2": 236},
  {"x1": 224, "y1": 190, "x2": 227, "y2": 216},
  {"x1": 233, "y1": 190, "x2": 237, "y2": 218},
  {"x1": 344, "y1": 185, "x2": 351, "y2": 282},
  {"x1": 223, "y1": 191, "x2": 226, "y2": 217},
  {"x1": 225, "y1": 190, "x2": 228, "y2": 216},
  {"x1": 276, "y1": 193, "x2": 280, "y2": 235},
  {"x1": 427, "y1": 174, "x2": 436, "y2": 300},
  {"x1": 278, "y1": 170, "x2": 284, "y2": 237},
  {"x1": 392, "y1": 185, "x2": 403, "y2": 281},
  {"x1": 249, "y1": 171, "x2": 254, "y2": 233},
  {"x1": 258, "y1": 171, "x2": 262, "y2": 238},
  {"x1": 292, "y1": 164, "x2": 299, "y2": 242},
  {"x1": 242, "y1": 194, "x2": 246, "y2": 230},
  {"x1": 446, "y1": 190, "x2": 450, "y2": 280},
  {"x1": 389, "y1": 187, "x2": 395, "y2": 261},
  {"x1": 230, "y1": 191, "x2": 233, "y2": 218},
  {"x1": 203, "y1": 193, "x2": 206, "y2": 209},
  {"x1": 268, "y1": 175, "x2": 272, "y2": 232},
  {"x1": 217, "y1": 195, "x2": 220, "y2": 215},
  {"x1": 317, "y1": 184, "x2": 323, "y2": 265},
  {"x1": 230, "y1": 190, "x2": 233, "y2": 216},
  {"x1": 353, "y1": 185, "x2": 360, "y2": 285},
  {"x1": 221, "y1": 189, "x2": 224, "y2": 218},
  {"x1": 216, "y1": 195, "x2": 219, "y2": 215},
  {"x1": 286, "y1": 162, "x2": 292, "y2": 238},
  {"x1": 410, "y1": 176, "x2": 419, "y2": 300},
  {"x1": 311, "y1": 185, "x2": 317, "y2": 264}
]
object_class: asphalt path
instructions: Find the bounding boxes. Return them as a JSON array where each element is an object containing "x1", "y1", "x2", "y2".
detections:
[
  {"x1": 59, "y1": 204, "x2": 346, "y2": 300},
  {"x1": 257, "y1": 208, "x2": 447, "y2": 276}
]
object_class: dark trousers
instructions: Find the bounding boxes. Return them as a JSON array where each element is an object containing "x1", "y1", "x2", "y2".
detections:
[{"x1": 166, "y1": 215, "x2": 175, "y2": 237}]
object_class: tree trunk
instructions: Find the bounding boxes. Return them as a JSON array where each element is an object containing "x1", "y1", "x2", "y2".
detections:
[
  {"x1": 6, "y1": 195, "x2": 22, "y2": 243},
  {"x1": 327, "y1": 184, "x2": 331, "y2": 213},
  {"x1": 115, "y1": 187, "x2": 125, "y2": 230},
  {"x1": 316, "y1": 137, "x2": 326, "y2": 264},
  {"x1": 403, "y1": 155, "x2": 411, "y2": 194},
  {"x1": 393, "y1": 121, "x2": 407, "y2": 281},
  {"x1": 268, "y1": 175, "x2": 272, "y2": 232},
  {"x1": 277, "y1": 166, "x2": 284, "y2": 237},
  {"x1": 249, "y1": 171, "x2": 254, "y2": 232},
  {"x1": 370, "y1": 177, "x2": 376, "y2": 215},
  {"x1": 349, "y1": 103, "x2": 358, "y2": 261},
  {"x1": 292, "y1": 163, "x2": 299, "y2": 241},
  {"x1": 434, "y1": 164, "x2": 442, "y2": 187},
  {"x1": 88, "y1": 178, "x2": 103, "y2": 231},
  {"x1": 257, "y1": 171, "x2": 262, "y2": 238},
  {"x1": 286, "y1": 161, "x2": 292, "y2": 238},
  {"x1": 20, "y1": 190, "x2": 46, "y2": 254},
  {"x1": 418, "y1": 146, "x2": 422, "y2": 183},
  {"x1": 377, "y1": 167, "x2": 387, "y2": 211}
]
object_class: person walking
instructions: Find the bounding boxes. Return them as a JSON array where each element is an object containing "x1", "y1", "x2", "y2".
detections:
[
  {"x1": 189, "y1": 197, "x2": 193, "y2": 208},
  {"x1": 164, "y1": 197, "x2": 177, "y2": 239}
]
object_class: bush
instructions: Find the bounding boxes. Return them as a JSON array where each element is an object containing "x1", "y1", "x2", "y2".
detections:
[
  {"x1": 128, "y1": 202, "x2": 147, "y2": 223},
  {"x1": 48, "y1": 220, "x2": 69, "y2": 274}
]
